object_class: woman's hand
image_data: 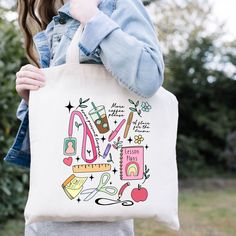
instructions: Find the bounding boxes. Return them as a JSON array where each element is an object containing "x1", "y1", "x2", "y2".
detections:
[
  {"x1": 16, "y1": 64, "x2": 46, "y2": 104},
  {"x1": 69, "y1": 0, "x2": 100, "y2": 26}
]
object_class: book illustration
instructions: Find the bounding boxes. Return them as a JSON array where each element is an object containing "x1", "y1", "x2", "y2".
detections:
[
  {"x1": 81, "y1": 172, "x2": 118, "y2": 201},
  {"x1": 72, "y1": 163, "x2": 111, "y2": 173},
  {"x1": 63, "y1": 156, "x2": 73, "y2": 166},
  {"x1": 120, "y1": 146, "x2": 144, "y2": 180},
  {"x1": 63, "y1": 137, "x2": 77, "y2": 156},
  {"x1": 89, "y1": 102, "x2": 110, "y2": 134},
  {"x1": 62, "y1": 174, "x2": 87, "y2": 200},
  {"x1": 123, "y1": 112, "x2": 134, "y2": 139}
]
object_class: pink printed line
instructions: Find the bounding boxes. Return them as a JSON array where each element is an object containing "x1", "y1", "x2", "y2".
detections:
[{"x1": 68, "y1": 111, "x2": 97, "y2": 163}]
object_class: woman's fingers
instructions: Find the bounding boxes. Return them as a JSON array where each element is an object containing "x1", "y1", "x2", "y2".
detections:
[
  {"x1": 16, "y1": 70, "x2": 45, "y2": 83},
  {"x1": 15, "y1": 64, "x2": 46, "y2": 102},
  {"x1": 16, "y1": 76, "x2": 45, "y2": 87},
  {"x1": 16, "y1": 84, "x2": 40, "y2": 92},
  {"x1": 20, "y1": 64, "x2": 45, "y2": 76}
]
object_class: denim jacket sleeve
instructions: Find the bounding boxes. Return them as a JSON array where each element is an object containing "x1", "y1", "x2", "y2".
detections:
[
  {"x1": 79, "y1": 0, "x2": 164, "y2": 97},
  {"x1": 16, "y1": 98, "x2": 28, "y2": 121}
]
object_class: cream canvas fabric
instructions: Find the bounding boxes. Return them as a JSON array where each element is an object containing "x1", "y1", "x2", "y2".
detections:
[{"x1": 25, "y1": 25, "x2": 180, "y2": 230}]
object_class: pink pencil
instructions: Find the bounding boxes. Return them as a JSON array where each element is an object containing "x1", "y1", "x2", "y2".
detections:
[{"x1": 108, "y1": 119, "x2": 126, "y2": 142}]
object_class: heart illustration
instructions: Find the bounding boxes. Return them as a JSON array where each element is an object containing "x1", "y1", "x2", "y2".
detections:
[{"x1": 63, "y1": 157, "x2": 73, "y2": 166}]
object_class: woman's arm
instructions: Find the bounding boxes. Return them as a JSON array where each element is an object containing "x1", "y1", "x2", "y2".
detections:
[{"x1": 79, "y1": 0, "x2": 164, "y2": 98}]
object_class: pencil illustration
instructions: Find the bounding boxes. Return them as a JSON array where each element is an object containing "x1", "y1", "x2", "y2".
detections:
[{"x1": 123, "y1": 112, "x2": 133, "y2": 138}]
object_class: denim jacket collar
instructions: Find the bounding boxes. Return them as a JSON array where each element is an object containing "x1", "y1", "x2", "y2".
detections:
[
  {"x1": 58, "y1": 2, "x2": 72, "y2": 18},
  {"x1": 33, "y1": 0, "x2": 113, "y2": 68}
]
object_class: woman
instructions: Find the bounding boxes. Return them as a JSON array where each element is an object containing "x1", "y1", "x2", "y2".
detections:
[{"x1": 4, "y1": 0, "x2": 164, "y2": 235}]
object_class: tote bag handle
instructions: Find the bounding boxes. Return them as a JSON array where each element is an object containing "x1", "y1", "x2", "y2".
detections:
[{"x1": 65, "y1": 23, "x2": 84, "y2": 64}]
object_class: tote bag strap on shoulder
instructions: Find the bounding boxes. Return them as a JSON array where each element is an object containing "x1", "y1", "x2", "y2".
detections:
[{"x1": 66, "y1": 24, "x2": 84, "y2": 64}]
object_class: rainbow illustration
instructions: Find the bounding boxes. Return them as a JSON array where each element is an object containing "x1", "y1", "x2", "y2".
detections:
[
  {"x1": 125, "y1": 162, "x2": 140, "y2": 177},
  {"x1": 120, "y1": 146, "x2": 144, "y2": 180}
]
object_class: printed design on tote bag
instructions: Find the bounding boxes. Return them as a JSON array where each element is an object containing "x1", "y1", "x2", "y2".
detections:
[
  {"x1": 120, "y1": 146, "x2": 144, "y2": 180},
  {"x1": 112, "y1": 136, "x2": 123, "y2": 150},
  {"x1": 134, "y1": 135, "x2": 144, "y2": 144},
  {"x1": 72, "y1": 163, "x2": 111, "y2": 173},
  {"x1": 63, "y1": 156, "x2": 73, "y2": 166},
  {"x1": 89, "y1": 102, "x2": 110, "y2": 134},
  {"x1": 64, "y1": 137, "x2": 77, "y2": 155},
  {"x1": 64, "y1": 110, "x2": 98, "y2": 163},
  {"x1": 62, "y1": 174, "x2": 88, "y2": 200},
  {"x1": 141, "y1": 101, "x2": 152, "y2": 112},
  {"x1": 62, "y1": 98, "x2": 151, "y2": 205},
  {"x1": 80, "y1": 172, "x2": 118, "y2": 201}
]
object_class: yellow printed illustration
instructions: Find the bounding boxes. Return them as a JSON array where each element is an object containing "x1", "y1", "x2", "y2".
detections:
[
  {"x1": 72, "y1": 163, "x2": 111, "y2": 173},
  {"x1": 62, "y1": 174, "x2": 87, "y2": 200}
]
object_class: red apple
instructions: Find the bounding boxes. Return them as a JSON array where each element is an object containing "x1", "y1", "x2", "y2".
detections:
[{"x1": 131, "y1": 184, "x2": 148, "y2": 202}]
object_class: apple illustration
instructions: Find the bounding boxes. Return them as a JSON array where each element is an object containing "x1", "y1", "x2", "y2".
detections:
[{"x1": 131, "y1": 184, "x2": 148, "y2": 203}]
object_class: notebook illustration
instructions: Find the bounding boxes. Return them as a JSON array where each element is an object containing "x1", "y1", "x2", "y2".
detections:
[{"x1": 120, "y1": 146, "x2": 144, "y2": 180}]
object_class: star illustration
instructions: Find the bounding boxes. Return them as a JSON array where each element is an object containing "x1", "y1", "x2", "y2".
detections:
[
  {"x1": 76, "y1": 156, "x2": 80, "y2": 161},
  {"x1": 90, "y1": 175, "x2": 94, "y2": 181},
  {"x1": 112, "y1": 168, "x2": 117, "y2": 174},
  {"x1": 114, "y1": 120, "x2": 118, "y2": 124},
  {"x1": 145, "y1": 145, "x2": 149, "y2": 150},
  {"x1": 128, "y1": 137, "x2": 133, "y2": 143},
  {"x1": 65, "y1": 101, "x2": 74, "y2": 113},
  {"x1": 77, "y1": 198, "x2": 81, "y2": 203},
  {"x1": 101, "y1": 136, "x2": 106, "y2": 142}
]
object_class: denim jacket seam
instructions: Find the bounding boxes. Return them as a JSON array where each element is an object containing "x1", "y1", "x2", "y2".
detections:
[
  {"x1": 33, "y1": 31, "x2": 51, "y2": 66},
  {"x1": 78, "y1": 43, "x2": 90, "y2": 57},
  {"x1": 12, "y1": 110, "x2": 29, "y2": 151},
  {"x1": 112, "y1": 0, "x2": 117, "y2": 11},
  {"x1": 3, "y1": 149, "x2": 30, "y2": 169}
]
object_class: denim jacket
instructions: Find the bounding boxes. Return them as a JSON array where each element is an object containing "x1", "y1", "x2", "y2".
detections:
[{"x1": 3, "y1": 0, "x2": 164, "y2": 168}]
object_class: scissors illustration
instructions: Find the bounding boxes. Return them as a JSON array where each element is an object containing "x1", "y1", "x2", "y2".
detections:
[{"x1": 81, "y1": 173, "x2": 118, "y2": 201}]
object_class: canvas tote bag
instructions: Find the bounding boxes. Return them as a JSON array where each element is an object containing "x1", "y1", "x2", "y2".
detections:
[{"x1": 25, "y1": 24, "x2": 180, "y2": 230}]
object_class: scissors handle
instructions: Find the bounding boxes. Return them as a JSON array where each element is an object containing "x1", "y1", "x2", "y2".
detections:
[
  {"x1": 99, "y1": 173, "x2": 110, "y2": 187},
  {"x1": 80, "y1": 188, "x2": 96, "y2": 195},
  {"x1": 101, "y1": 186, "x2": 118, "y2": 195}
]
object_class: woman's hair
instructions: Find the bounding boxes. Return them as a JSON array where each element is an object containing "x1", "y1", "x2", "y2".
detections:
[{"x1": 17, "y1": 0, "x2": 64, "y2": 67}]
